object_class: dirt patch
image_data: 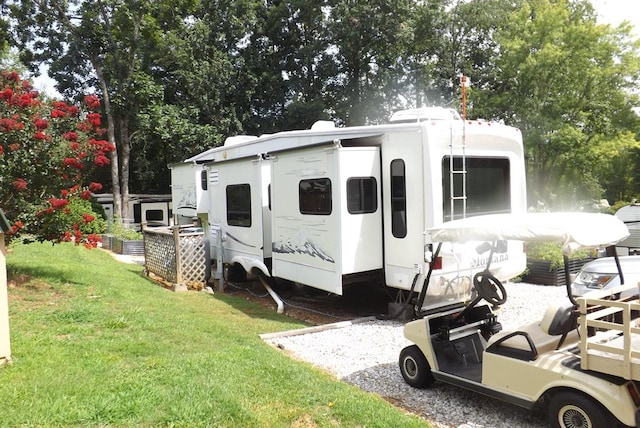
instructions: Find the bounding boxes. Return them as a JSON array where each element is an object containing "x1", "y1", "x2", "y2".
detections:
[
  {"x1": 7, "y1": 274, "x2": 32, "y2": 289},
  {"x1": 7, "y1": 273, "x2": 66, "y2": 307},
  {"x1": 221, "y1": 278, "x2": 397, "y2": 325}
]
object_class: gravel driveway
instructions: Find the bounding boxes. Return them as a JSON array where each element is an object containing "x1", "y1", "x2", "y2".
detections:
[{"x1": 262, "y1": 282, "x2": 568, "y2": 428}]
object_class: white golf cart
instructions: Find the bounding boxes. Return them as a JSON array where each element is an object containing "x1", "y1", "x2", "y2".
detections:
[{"x1": 399, "y1": 212, "x2": 640, "y2": 428}]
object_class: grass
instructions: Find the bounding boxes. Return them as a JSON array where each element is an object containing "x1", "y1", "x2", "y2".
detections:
[{"x1": 0, "y1": 242, "x2": 428, "y2": 427}]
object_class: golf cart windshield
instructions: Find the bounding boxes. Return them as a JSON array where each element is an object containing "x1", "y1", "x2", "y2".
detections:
[{"x1": 423, "y1": 213, "x2": 629, "y2": 309}]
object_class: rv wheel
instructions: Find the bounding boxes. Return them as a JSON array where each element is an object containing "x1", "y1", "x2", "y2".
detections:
[
  {"x1": 399, "y1": 345, "x2": 435, "y2": 388},
  {"x1": 547, "y1": 391, "x2": 610, "y2": 428},
  {"x1": 223, "y1": 263, "x2": 246, "y2": 282}
]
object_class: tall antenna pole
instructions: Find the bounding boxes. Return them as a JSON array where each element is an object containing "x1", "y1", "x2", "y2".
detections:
[{"x1": 461, "y1": 74, "x2": 467, "y2": 121}]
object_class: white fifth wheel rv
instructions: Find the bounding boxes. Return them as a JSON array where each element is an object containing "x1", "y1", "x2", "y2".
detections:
[
  {"x1": 170, "y1": 108, "x2": 528, "y2": 311},
  {"x1": 169, "y1": 151, "x2": 213, "y2": 224}
]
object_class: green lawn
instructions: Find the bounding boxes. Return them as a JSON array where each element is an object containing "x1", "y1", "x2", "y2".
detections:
[{"x1": 0, "y1": 242, "x2": 427, "y2": 427}]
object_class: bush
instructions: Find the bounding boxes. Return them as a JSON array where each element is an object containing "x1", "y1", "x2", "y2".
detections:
[
  {"x1": 526, "y1": 241, "x2": 594, "y2": 270},
  {"x1": 0, "y1": 70, "x2": 112, "y2": 247},
  {"x1": 109, "y1": 218, "x2": 143, "y2": 240}
]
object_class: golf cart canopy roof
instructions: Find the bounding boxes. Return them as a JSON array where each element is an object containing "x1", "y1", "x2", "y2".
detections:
[{"x1": 427, "y1": 213, "x2": 629, "y2": 255}]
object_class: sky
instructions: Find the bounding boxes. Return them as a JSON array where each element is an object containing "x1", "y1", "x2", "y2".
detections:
[
  {"x1": 31, "y1": 0, "x2": 639, "y2": 98},
  {"x1": 590, "y1": 0, "x2": 639, "y2": 33}
]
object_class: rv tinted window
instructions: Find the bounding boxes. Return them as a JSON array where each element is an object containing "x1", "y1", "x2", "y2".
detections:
[
  {"x1": 299, "y1": 178, "x2": 332, "y2": 215},
  {"x1": 442, "y1": 157, "x2": 511, "y2": 221},
  {"x1": 390, "y1": 159, "x2": 407, "y2": 238},
  {"x1": 145, "y1": 210, "x2": 164, "y2": 222},
  {"x1": 347, "y1": 177, "x2": 377, "y2": 214},
  {"x1": 226, "y1": 184, "x2": 252, "y2": 227},
  {"x1": 201, "y1": 170, "x2": 208, "y2": 190}
]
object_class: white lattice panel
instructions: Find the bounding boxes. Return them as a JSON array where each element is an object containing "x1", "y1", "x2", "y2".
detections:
[{"x1": 143, "y1": 227, "x2": 207, "y2": 290}]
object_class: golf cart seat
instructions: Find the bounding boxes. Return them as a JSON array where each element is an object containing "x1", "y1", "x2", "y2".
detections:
[{"x1": 486, "y1": 301, "x2": 579, "y2": 361}]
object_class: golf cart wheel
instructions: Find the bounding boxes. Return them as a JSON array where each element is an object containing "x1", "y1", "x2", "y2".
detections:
[
  {"x1": 399, "y1": 345, "x2": 435, "y2": 388},
  {"x1": 548, "y1": 391, "x2": 611, "y2": 428}
]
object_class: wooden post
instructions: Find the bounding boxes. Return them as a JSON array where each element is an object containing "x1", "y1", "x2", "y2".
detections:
[
  {"x1": 0, "y1": 232, "x2": 11, "y2": 365},
  {"x1": 173, "y1": 225, "x2": 182, "y2": 285}
]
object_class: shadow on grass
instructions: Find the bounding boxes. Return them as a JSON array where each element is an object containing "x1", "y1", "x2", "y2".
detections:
[{"x1": 6, "y1": 244, "x2": 152, "y2": 291}]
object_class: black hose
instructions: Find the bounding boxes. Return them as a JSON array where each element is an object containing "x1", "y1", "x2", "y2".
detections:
[{"x1": 378, "y1": 273, "x2": 419, "y2": 320}]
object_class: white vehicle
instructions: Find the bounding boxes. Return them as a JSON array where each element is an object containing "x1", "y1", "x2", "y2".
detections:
[
  {"x1": 170, "y1": 110, "x2": 528, "y2": 310},
  {"x1": 571, "y1": 255, "x2": 640, "y2": 298},
  {"x1": 400, "y1": 212, "x2": 640, "y2": 428},
  {"x1": 615, "y1": 204, "x2": 640, "y2": 255}
]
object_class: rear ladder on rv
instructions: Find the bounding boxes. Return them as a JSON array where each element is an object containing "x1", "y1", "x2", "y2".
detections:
[{"x1": 448, "y1": 123, "x2": 467, "y2": 220}]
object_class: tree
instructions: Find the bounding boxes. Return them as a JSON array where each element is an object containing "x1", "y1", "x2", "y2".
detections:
[
  {"x1": 324, "y1": 0, "x2": 414, "y2": 125},
  {"x1": 0, "y1": 70, "x2": 109, "y2": 246},
  {"x1": 239, "y1": 0, "x2": 332, "y2": 133},
  {"x1": 6, "y1": 0, "x2": 196, "y2": 221},
  {"x1": 468, "y1": 0, "x2": 640, "y2": 207}
]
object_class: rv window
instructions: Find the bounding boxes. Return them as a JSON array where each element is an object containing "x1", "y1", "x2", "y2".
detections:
[
  {"x1": 134, "y1": 203, "x2": 142, "y2": 224},
  {"x1": 390, "y1": 159, "x2": 407, "y2": 238},
  {"x1": 347, "y1": 177, "x2": 377, "y2": 214},
  {"x1": 299, "y1": 178, "x2": 332, "y2": 215},
  {"x1": 145, "y1": 210, "x2": 164, "y2": 222},
  {"x1": 226, "y1": 184, "x2": 252, "y2": 227},
  {"x1": 442, "y1": 157, "x2": 511, "y2": 221},
  {"x1": 201, "y1": 170, "x2": 208, "y2": 190}
]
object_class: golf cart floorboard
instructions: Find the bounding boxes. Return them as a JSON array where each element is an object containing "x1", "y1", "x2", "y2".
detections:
[{"x1": 433, "y1": 331, "x2": 485, "y2": 383}]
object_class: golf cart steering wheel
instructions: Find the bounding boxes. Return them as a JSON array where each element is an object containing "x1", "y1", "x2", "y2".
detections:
[{"x1": 473, "y1": 270, "x2": 507, "y2": 306}]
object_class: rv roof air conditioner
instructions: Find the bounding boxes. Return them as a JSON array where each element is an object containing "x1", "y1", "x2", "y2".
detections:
[
  {"x1": 311, "y1": 120, "x2": 336, "y2": 130},
  {"x1": 389, "y1": 107, "x2": 461, "y2": 123},
  {"x1": 224, "y1": 135, "x2": 258, "y2": 146}
]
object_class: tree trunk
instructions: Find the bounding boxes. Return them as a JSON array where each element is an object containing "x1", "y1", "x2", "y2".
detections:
[
  {"x1": 119, "y1": 117, "x2": 131, "y2": 222},
  {"x1": 94, "y1": 61, "x2": 123, "y2": 221}
]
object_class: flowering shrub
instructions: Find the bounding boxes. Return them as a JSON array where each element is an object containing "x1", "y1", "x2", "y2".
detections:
[{"x1": 0, "y1": 70, "x2": 113, "y2": 247}]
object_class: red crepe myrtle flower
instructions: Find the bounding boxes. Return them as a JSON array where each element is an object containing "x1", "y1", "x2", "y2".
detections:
[
  {"x1": 8, "y1": 220, "x2": 23, "y2": 236},
  {"x1": 4, "y1": 71, "x2": 19, "y2": 81},
  {"x1": 12, "y1": 178, "x2": 27, "y2": 191},
  {"x1": 49, "y1": 198, "x2": 69, "y2": 209},
  {"x1": 63, "y1": 131, "x2": 78, "y2": 141},
  {"x1": 0, "y1": 88, "x2": 13, "y2": 101},
  {"x1": 84, "y1": 95, "x2": 101, "y2": 110},
  {"x1": 0, "y1": 118, "x2": 18, "y2": 131},
  {"x1": 88, "y1": 182, "x2": 103, "y2": 192},
  {"x1": 86, "y1": 113, "x2": 101, "y2": 127},
  {"x1": 94, "y1": 154, "x2": 110, "y2": 166},
  {"x1": 34, "y1": 118, "x2": 49, "y2": 130}
]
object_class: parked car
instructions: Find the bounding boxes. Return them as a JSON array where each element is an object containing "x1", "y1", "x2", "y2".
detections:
[{"x1": 570, "y1": 255, "x2": 640, "y2": 297}]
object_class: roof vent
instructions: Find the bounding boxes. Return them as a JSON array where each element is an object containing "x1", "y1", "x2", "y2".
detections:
[
  {"x1": 311, "y1": 120, "x2": 336, "y2": 130},
  {"x1": 389, "y1": 107, "x2": 461, "y2": 123},
  {"x1": 224, "y1": 135, "x2": 258, "y2": 146}
]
